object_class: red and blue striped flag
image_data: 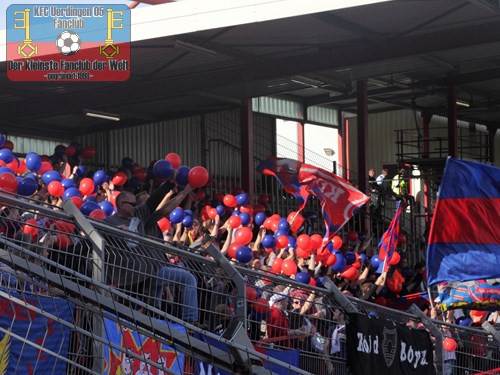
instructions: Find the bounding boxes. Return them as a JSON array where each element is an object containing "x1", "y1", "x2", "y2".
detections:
[
  {"x1": 378, "y1": 201, "x2": 403, "y2": 273},
  {"x1": 426, "y1": 158, "x2": 500, "y2": 285}
]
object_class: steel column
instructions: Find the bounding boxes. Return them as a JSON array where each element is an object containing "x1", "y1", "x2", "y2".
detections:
[
  {"x1": 356, "y1": 80, "x2": 368, "y2": 193},
  {"x1": 240, "y1": 100, "x2": 254, "y2": 196},
  {"x1": 447, "y1": 81, "x2": 458, "y2": 158}
]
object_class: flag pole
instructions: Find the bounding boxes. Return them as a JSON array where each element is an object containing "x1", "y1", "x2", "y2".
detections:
[{"x1": 427, "y1": 286, "x2": 434, "y2": 310}]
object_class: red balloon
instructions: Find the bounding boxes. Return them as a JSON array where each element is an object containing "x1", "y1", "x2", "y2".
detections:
[
  {"x1": 133, "y1": 168, "x2": 147, "y2": 182},
  {"x1": 223, "y1": 194, "x2": 237, "y2": 208},
  {"x1": 165, "y1": 153, "x2": 182, "y2": 169},
  {"x1": 386, "y1": 278, "x2": 402, "y2": 293},
  {"x1": 332, "y1": 236, "x2": 343, "y2": 250},
  {"x1": 17, "y1": 159, "x2": 27, "y2": 175},
  {"x1": 240, "y1": 204, "x2": 254, "y2": 216},
  {"x1": 69, "y1": 196, "x2": 84, "y2": 209},
  {"x1": 228, "y1": 242, "x2": 243, "y2": 259},
  {"x1": 157, "y1": 217, "x2": 171, "y2": 232},
  {"x1": 253, "y1": 204, "x2": 266, "y2": 213},
  {"x1": 55, "y1": 220, "x2": 76, "y2": 234},
  {"x1": 347, "y1": 231, "x2": 359, "y2": 242},
  {"x1": 23, "y1": 219, "x2": 39, "y2": 237},
  {"x1": 275, "y1": 235, "x2": 289, "y2": 249},
  {"x1": 309, "y1": 278, "x2": 317, "y2": 286},
  {"x1": 39, "y1": 161, "x2": 53, "y2": 174},
  {"x1": 281, "y1": 259, "x2": 297, "y2": 276},
  {"x1": 253, "y1": 298, "x2": 270, "y2": 314},
  {"x1": 89, "y1": 209, "x2": 106, "y2": 221},
  {"x1": 207, "y1": 208, "x2": 217, "y2": 220},
  {"x1": 272, "y1": 258, "x2": 283, "y2": 274},
  {"x1": 188, "y1": 166, "x2": 209, "y2": 188},
  {"x1": 41, "y1": 155, "x2": 50, "y2": 162},
  {"x1": 340, "y1": 266, "x2": 359, "y2": 281},
  {"x1": 310, "y1": 234, "x2": 323, "y2": 250},
  {"x1": 287, "y1": 212, "x2": 304, "y2": 233},
  {"x1": 375, "y1": 296, "x2": 387, "y2": 306},
  {"x1": 48, "y1": 181, "x2": 64, "y2": 197},
  {"x1": 81, "y1": 146, "x2": 96, "y2": 159},
  {"x1": 0, "y1": 172, "x2": 18, "y2": 193},
  {"x1": 297, "y1": 234, "x2": 313, "y2": 252},
  {"x1": 79, "y1": 178, "x2": 95, "y2": 196},
  {"x1": 6, "y1": 159, "x2": 20, "y2": 174},
  {"x1": 263, "y1": 218, "x2": 274, "y2": 231},
  {"x1": 64, "y1": 146, "x2": 76, "y2": 157},
  {"x1": 296, "y1": 247, "x2": 311, "y2": 259},
  {"x1": 270, "y1": 220, "x2": 279, "y2": 233},
  {"x1": 234, "y1": 227, "x2": 253, "y2": 245},
  {"x1": 246, "y1": 286, "x2": 257, "y2": 302},
  {"x1": 389, "y1": 251, "x2": 401, "y2": 265},
  {"x1": 228, "y1": 215, "x2": 241, "y2": 229},
  {"x1": 2, "y1": 140, "x2": 13, "y2": 151},
  {"x1": 326, "y1": 253, "x2": 337, "y2": 266},
  {"x1": 55, "y1": 234, "x2": 71, "y2": 249},
  {"x1": 111, "y1": 172, "x2": 127, "y2": 186},
  {"x1": 443, "y1": 338, "x2": 457, "y2": 352}
]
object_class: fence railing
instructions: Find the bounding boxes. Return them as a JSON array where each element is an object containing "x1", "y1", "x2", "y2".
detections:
[{"x1": 0, "y1": 191, "x2": 498, "y2": 375}]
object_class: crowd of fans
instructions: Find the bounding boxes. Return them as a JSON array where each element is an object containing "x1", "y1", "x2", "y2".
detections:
[{"x1": 0, "y1": 138, "x2": 498, "y2": 375}]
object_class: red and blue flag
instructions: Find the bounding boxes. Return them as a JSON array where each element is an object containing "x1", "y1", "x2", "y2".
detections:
[
  {"x1": 257, "y1": 157, "x2": 370, "y2": 243},
  {"x1": 426, "y1": 158, "x2": 500, "y2": 285},
  {"x1": 378, "y1": 201, "x2": 403, "y2": 272}
]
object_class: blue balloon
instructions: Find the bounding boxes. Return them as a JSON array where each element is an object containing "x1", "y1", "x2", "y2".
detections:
[
  {"x1": 315, "y1": 277, "x2": 326, "y2": 289},
  {"x1": 368, "y1": 311, "x2": 379, "y2": 319},
  {"x1": 331, "y1": 254, "x2": 346, "y2": 273},
  {"x1": 153, "y1": 160, "x2": 174, "y2": 179},
  {"x1": 80, "y1": 201, "x2": 100, "y2": 216},
  {"x1": 99, "y1": 200, "x2": 114, "y2": 216},
  {"x1": 274, "y1": 229, "x2": 288, "y2": 237},
  {"x1": 262, "y1": 234, "x2": 276, "y2": 249},
  {"x1": 359, "y1": 253, "x2": 368, "y2": 264},
  {"x1": 288, "y1": 236, "x2": 297, "y2": 248},
  {"x1": 25, "y1": 152, "x2": 42, "y2": 172},
  {"x1": 370, "y1": 254, "x2": 381, "y2": 269},
  {"x1": 235, "y1": 193, "x2": 248, "y2": 206},
  {"x1": 169, "y1": 207, "x2": 184, "y2": 224},
  {"x1": 278, "y1": 218, "x2": 290, "y2": 232},
  {"x1": 296, "y1": 272, "x2": 311, "y2": 284},
  {"x1": 376, "y1": 261, "x2": 384, "y2": 274},
  {"x1": 63, "y1": 187, "x2": 81, "y2": 200},
  {"x1": 0, "y1": 134, "x2": 5, "y2": 148},
  {"x1": 184, "y1": 209, "x2": 193, "y2": 217},
  {"x1": 76, "y1": 165, "x2": 87, "y2": 177},
  {"x1": 182, "y1": 215, "x2": 193, "y2": 228},
  {"x1": 344, "y1": 252, "x2": 356, "y2": 265},
  {"x1": 17, "y1": 177, "x2": 38, "y2": 196},
  {"x1": 0, "y1": 167, "x2": 14, "y2": 175},
  {"x1": 254, "y1": 212, "x2": 267, "y2": 226},
  {"x1": 42, "y1": 171, "x2": 62, "y2": 185},
  {"x1": 85, "y1": 196, "x2": 98, "y2": 203},
  {"x1": 459, "y1": 317, "x2": 472, "y2": 327},
  {"x1": 239, "y1": 212, "x2": 251, "y2": 226},
  {"x1": 61, "y1": 178, "x2": 76, "y2": 189},
  {"x1": 0, "y1": 149, "x2": 14, "y2": 163},
  {"x1": 326, "y1": 242, "x2": 334, "y2": 253},
  {"x1": 175, "y1": 166, "x2": 190, "y2": 186},
  {"x1": 215, "y1": 205, "x2": 225, "y2": 216},
  {"x1": 93, "y1": 170, "x2": 108, "y2": 185},
  {"x1": 236, "y1": 246, "x2": 253, "y2": 263},
  {"x1": 231, "y1": 209, "x2": 240, "y2": 216}
]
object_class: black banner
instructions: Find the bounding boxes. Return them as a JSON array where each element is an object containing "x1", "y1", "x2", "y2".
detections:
[{"x1": 347, "y1": 313, "x2": 435, "y2": 375}]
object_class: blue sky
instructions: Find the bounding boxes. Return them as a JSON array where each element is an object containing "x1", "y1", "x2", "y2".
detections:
[{"x1": 1, "y1": 1, "x2": 148, "y2": 29}]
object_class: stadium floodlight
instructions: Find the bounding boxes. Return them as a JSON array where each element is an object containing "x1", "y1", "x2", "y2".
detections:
[{"x1": 84, "y1": 109, "x2": 120, "y2": 121}]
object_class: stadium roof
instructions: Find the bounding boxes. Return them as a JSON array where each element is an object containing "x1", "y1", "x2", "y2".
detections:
[{"x1": 2, "y1": 0, "x2": 500, "y2": 139}]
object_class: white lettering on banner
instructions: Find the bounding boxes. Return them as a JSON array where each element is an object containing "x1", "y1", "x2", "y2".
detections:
[
  {"x1": 357, "y1": 333, "x2": 429, "y2": 369},
  {"x1": 400, "y1": 342, "x2": 429, "y2": 368},
  {"x1": 316, "y1": 179, "x2": 345, "y2": 203},
  {"x1": 356, "y1": 332, "x2": 379, "y2": 354}
]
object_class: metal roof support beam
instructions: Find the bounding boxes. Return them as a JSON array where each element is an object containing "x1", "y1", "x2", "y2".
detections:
[
  {"x1": 240, "y1": 100, "x2": 254, "y2": 196},
  {"x1": 447, "y1": 79, "x2": 458, "y2": 158},
  {"x1": 357, "y1": 80, "x2": 369, "y2": 194}
]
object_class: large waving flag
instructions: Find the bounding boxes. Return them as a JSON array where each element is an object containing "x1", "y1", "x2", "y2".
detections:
[
  {"x1": 426, "y1": 158, "x2": 500, "y2": 285},
  {"x1": 257, "y1": 157, "x2": 370, "y2": 242},
  {"x1": 378, "y1": 201, "x2": 403, "y2": 273}
]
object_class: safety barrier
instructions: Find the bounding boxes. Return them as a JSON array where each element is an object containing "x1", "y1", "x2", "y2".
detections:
[{"x1": 0, "y1": 191, "x2": 498, "y2": 374}]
